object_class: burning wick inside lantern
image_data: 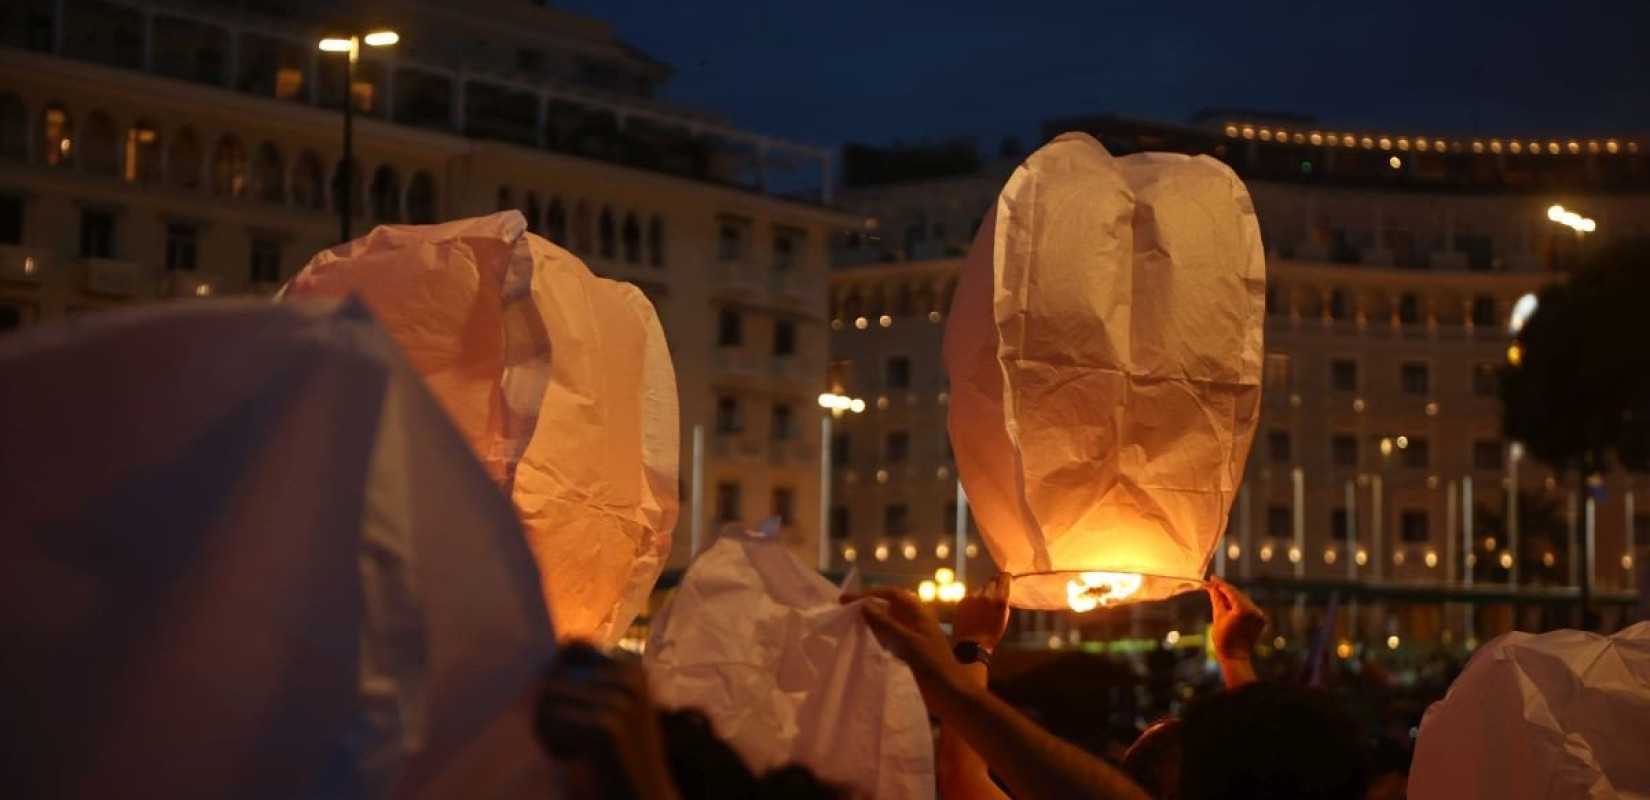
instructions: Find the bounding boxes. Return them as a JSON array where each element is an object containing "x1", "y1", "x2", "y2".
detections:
[{"x1": 1065, "y1": 571, "x2": 1144, "y2": 612}]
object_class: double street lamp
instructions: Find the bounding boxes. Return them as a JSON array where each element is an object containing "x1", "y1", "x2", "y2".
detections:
[{"x1": 318, "y1": 30, "x2": 399, "y2": 242}]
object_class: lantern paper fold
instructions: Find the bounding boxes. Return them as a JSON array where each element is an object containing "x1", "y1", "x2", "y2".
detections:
[
  {"x1": 644, "y1": 526, "x2": 935, "y2": 800},
  {"x1": 0, "y1": 300, "x2": 555, "y2": 800},
  {"x1": 944, "y1": 133, "x2": 1265, "y2": 609},
  {"x1": 1409, "y1": 623, "x2": 1650, "y2": 800},
  {"x1": 285, "y1": 211, "x2": 679, "y2": 644}
]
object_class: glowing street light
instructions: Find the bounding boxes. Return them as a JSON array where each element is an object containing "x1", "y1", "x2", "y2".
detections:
[
  {"x1": 817, "y1": 392, "x2": 864, "y2": 570},
  {"x1": 317, "y1": 29, "x2": 400, "y2": 243},
  {"x1": 1546, "y1": 204, "x2": 1597, "y2": 234}
]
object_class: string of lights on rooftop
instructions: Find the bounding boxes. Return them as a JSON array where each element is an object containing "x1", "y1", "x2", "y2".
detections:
[{"x1": 1223, "y1": 123, "x2": 1640, "y2": 157}]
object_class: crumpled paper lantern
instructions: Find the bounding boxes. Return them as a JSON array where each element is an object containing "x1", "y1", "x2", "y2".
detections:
[
  {"x1": 644, "y1": 523, "x2": 935, "y2": 800},
  {"x1": 944, "y1": 133, "x2": 1265, "y2": 610},
  {"x1": 0, "y1": 300, "x2": 555, "y2": 800},
  {"x1": 1409, "y1": 623, "x2": 1650, "y2": 800},
  {"x1": 285, "y1": 212, "x2": 678, "y2": 644}
]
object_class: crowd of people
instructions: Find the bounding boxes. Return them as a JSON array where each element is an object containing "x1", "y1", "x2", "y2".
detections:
[{"x1": 537, "y1": 574, "x2": 1383, "y2": 800}]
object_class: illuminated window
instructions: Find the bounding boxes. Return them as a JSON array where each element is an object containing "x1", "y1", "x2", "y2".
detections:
[
  {"x1": 210, "y1": 135, "x2": 247, "y2": 197},
  {"x1": 123, "y1": 121, "x2": 160, "y2": 184},
  {"x1": 40, "y1": 107, "x2": 73, "y2": 165}
]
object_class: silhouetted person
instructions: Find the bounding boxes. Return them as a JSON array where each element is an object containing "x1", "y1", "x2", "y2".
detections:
[{"x1": 1179, "y1": 683, "x2": 1367, "y2": 800}]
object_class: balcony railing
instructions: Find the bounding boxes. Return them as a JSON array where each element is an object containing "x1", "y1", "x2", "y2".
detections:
[
  {"x1": 79, "y1": 257, "x2": 145, "y2": 296},
  {"x1": 711, "y1": 434, "x2": 762, "y2": 462},
  {"x1": 715, "y1": 261, "x2": 767, "y2": 295}
]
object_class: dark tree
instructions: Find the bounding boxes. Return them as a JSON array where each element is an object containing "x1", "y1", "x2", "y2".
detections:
[{"x1": 1501, "y1": 237, "x2": 1650, "y2": 622}]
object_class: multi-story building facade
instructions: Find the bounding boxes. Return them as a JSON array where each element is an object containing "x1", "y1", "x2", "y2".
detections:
[
  {"x1": 827, "y1": 114, "x2": 1649, "y2": 638},
  {"x1": 0, "y1": 0, "x2": 852, "y2": 568}
]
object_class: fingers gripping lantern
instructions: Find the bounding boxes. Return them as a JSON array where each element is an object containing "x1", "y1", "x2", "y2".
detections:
[{"x1": 943, "y1": 133, "x2": 1265, "y2": 610}]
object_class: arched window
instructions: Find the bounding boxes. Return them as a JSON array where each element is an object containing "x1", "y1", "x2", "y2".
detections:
[
  {"x1": 0, "y1": 94, "x2": 27, "y2": 160},
  {"x1": 167, "y1": 127, "x2": 202, "y2": 189},
  {"x1": 598, "y1": 207, "x2": 616, "y2": 259},
  {"x1": 546, "y1": 198, "x2": 567, "y2": 244},
  {"x1": 496, "y1": 185, "x2": 513, "y2": 212},
  {"x1": 331, "y1": 156, "x2": 364, "y2": 216},
  {"x1": 647, "y1": 214, "x2": 664, "y2": 267},
  {"x1": 211, "y1": 135, "x2": 246, "y2": 197},
  {"x1": 406, "y1": 170, "x2": 437, "y2": 224},
  {"x1": 80, "y1": 111, "x2": 118, "y2": 176},
  {"x1": 369, "y1": 165, "x2": 401, "y2": 222},
  {"x1": 291, "y1": 150, "x2": 324, "y2": 210},
  {"x1": 524, "y1": 191, "x2": 541, "y2": 233},
  {"x1": 39, "y1": 104, "x2": 73, "y2": 168},
  {"x1": 123, "y1": 120, "x2": 161, "y2": 184},
  {"x1": 248, "y1": 143, "x2": 284, "y2": 203},
  {"x1": 621, "y1": 211, "x2": 640, "y2": 263},
  {"x1": 573, "y1": 202, "x2": 591, "y2": 253}
]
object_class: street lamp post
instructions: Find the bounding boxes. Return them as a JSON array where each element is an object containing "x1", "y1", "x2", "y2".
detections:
[
  {"x1": 319, "y1": 30, "x2": 399, "y2": 243},
  {"x1": 817, "y1": 392, "x2": 864, "y2": 571}
]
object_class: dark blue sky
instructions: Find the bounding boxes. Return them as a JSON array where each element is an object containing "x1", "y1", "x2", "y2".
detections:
[{"x1": 560, "y1": 0, "x2": 1650, "y2": 149}]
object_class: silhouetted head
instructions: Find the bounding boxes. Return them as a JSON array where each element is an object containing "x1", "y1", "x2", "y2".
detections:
[{"x1": 1179, "y1": 683, "x2": 1366, "y2": 800}]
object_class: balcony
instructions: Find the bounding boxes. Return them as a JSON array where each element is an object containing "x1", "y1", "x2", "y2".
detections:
[
  {"x1": 769, "y1": 355, "x2": 814, "y2": 386},
  {"x1": 165, "y1": 271, "x2": 220, "y2": 299},
  {"x1": 771, "y1": 269, "x2": 820, "y2": 302},
  {"x1": 711, "y1": 433, "x2": 762, "y2": 462},
  {"x1": 768, "y1": 440, "x2": 813, "y2": 467},
  {"x1": 714, "y1": 348, "x2": 762, "y2": 377},
  {"x1": 716, "y1": 261, "x2": 767, "y2": 295},
  {"x1": 0, "y1": 245, "x2": 47, "y2": 285},
  {"x1": 79, "y1": 257, "x2": 145, "y2": 297}
]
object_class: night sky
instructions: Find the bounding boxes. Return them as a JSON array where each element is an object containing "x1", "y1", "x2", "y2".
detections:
[{"x1": 560, "y1": 0, "x2": 1650, "y2": 150}]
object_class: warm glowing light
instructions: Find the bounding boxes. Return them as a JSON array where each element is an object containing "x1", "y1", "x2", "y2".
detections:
[
  {"x1": 843, "y1": 546, "x2": 857, "y2": 562},
  {"x1": 935, "y1": 567, "x2": 955, "y2": 585},
  {"x1": 1355, "y1": 549, "x2": 1369, "y2": 566},
  {"x1": 1065, "y1": 571, "x2": 1144, "y2": 612},
  {"x1": 902, "y1": 543, "x2": 917, "y2": 560},
  {"x1": 363, "y1": 30, "x2": 399, "y2": 47},
  {"x1": 965, "y1": 543, "x2": 979, "y2": 558},
  {"x1": 1225, "y1": 125, "x2": 1239, "y2": 137},
  {"x1": 1273, "y1": 636, "x2": 1286, "y2": 649},
  {"x1": 1471, "y1": 141, "x2": 1484, "y2": 153},
  {"x1": 1499, "y1": 552, "x2": 1514, "y2": 569},
  {"x1": 1310, "y1": 133, "x2": 1324, "y2": 145},
  {"x1": 918, "y1": 580, "x2": 937, "y2": 602},
  {"x1": 1387, "y1": 635, "x2": 1400, "y2": 650},
  {"x1": 1489, "y1": 140, "x2": 1503, "y2": 153},
  {"x1": 318, "y1": 37, "x2": 352, "y2": 52},
  {"x1": 876, "y1": 395, "x2": 889, "y2": 410},
  {"x1": 878, "y1": 315, "x2": 892, "y2": 328},
  {"x1": 1360, "y1": 137, "x2": 1374, "y2": 149},
  {"x1": 1388, "y1": 156, "x2": 1402, "y2": 169},
  {"x1": 1542, "y1": 551, "x2": 1556, "y2": 567},
  {"x1": 1396, "y1": 435, "x2": 1409, "y2": 450},
  {"x1": 1607, "y1": 140, "x2": 1620, "y2": 154},
  {"x1": 936, "y1": 466, "x2": 950, "y2": 480},
  {"x1": 1424, "y1": 551, "x2": 1438, "y2": 568},
  {"x1": 1484, "y1": 536, "x2": 1497, "y2": 551},
  {"x1": 1379, "y1": 137, "x2": 1392, "y2": 150},
  {"x1": 23, "y1": 257, "x2": 35, "y2": 275},
  {"x1": 1506, "y1": 342, "x2": 1522, "y2": 367},
  {"x1": 1287, "y1": 546, "x2": 1302, "y2": 564},
  {"x1": 830, "y1": 319, "x2": 843, "y2": 330},
  {"x1": 874, "y1": 544, "x2": 889, "y2": 562},
  {"x1": 1259, "y1": 544, "x2": 1275, "y2": 562},
  {"x1": 1165, "y1": 630, "x2": 1182, "y2": 646},
  {"x1": 1380, "y1": 438, "x2": 1393, "y2": 457},
  {"x1": 1227, "y1": 542, "x2": 1241, "y2": 560},
  {"x1": 940, "y1": 582, "x2": 966, "y2": 602},
  {"x1": 819, "y1": 392, "x2": 864, "y2": 413},
  {"x1": 875, "y1": 469, "x2": 889, "y2": 484},
  {"x1": 1425, "y1": 402, "x2": 1439, "y2": 417},
  {"x1": 854, "y1": 316, "x2": 868, "y2": 330},
  {"x1": 1241, "y1": 126, "x2": 1255, "y2": 139},
  {"x1": 1259, "y1": 128, "x2": 1273, "y2": 141},
  {"x1": 936, "y1": 542, "x2": 950, "y2": 559},
  {"x1": 1393, "y1": 551, "x2": 1406, "y2": 566},
  {"x1": 1353, "y1": 398, "x2": 1365, "y2": 413},
  {"x1": 928, "y1": 310, "x2": 942, "y2": 323},
  {"x1": 1624, "y1": 555, "x2": 1636, "y2": 570},
  {"x1": 1510, "y1": 141, "x2": 1523, "y2": 154},
  {"x1": 1397, "y1": 138, "x2": 1410, "y2": 151},
  {"x1": 1324, "y1": 548, "x2": 1338, "y2": 565},
  {"x1": 1336, "y1": 640, "x2": 1353, "y2": 659}
]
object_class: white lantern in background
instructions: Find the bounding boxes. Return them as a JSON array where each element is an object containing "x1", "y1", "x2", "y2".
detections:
[{"x1": 944, "y1": 133, "x2": 1266, "y2": 610}]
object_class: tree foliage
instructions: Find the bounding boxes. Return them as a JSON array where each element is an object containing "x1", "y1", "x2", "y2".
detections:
[{"x1": 1501, "y1": 238, "x2": 1650, "y2": 476}]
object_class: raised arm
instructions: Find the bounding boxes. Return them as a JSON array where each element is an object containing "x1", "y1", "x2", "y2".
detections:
[
  {"x1": 1207, "y1": 575, "x2": 1268, "y2": 689},
  {"x1": 844, "y1": 587, "x2": 1151, "y2": 800},
  {"x1": 938, "y1": 573, "x2": 1013, "y2": 800}
]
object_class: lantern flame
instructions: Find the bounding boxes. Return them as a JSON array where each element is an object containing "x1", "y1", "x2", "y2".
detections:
[{"x1": 1065, "y1": 571, "x2": 1144, "y2": 612}]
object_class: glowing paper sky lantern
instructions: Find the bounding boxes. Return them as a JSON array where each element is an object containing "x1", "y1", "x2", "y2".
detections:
[
  {"x1": 285, "y1": 211, "x2": 678, "y2": 644},
  {"x1": 944, "y1": 133, "x2": 1265, "y2": 610}
]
